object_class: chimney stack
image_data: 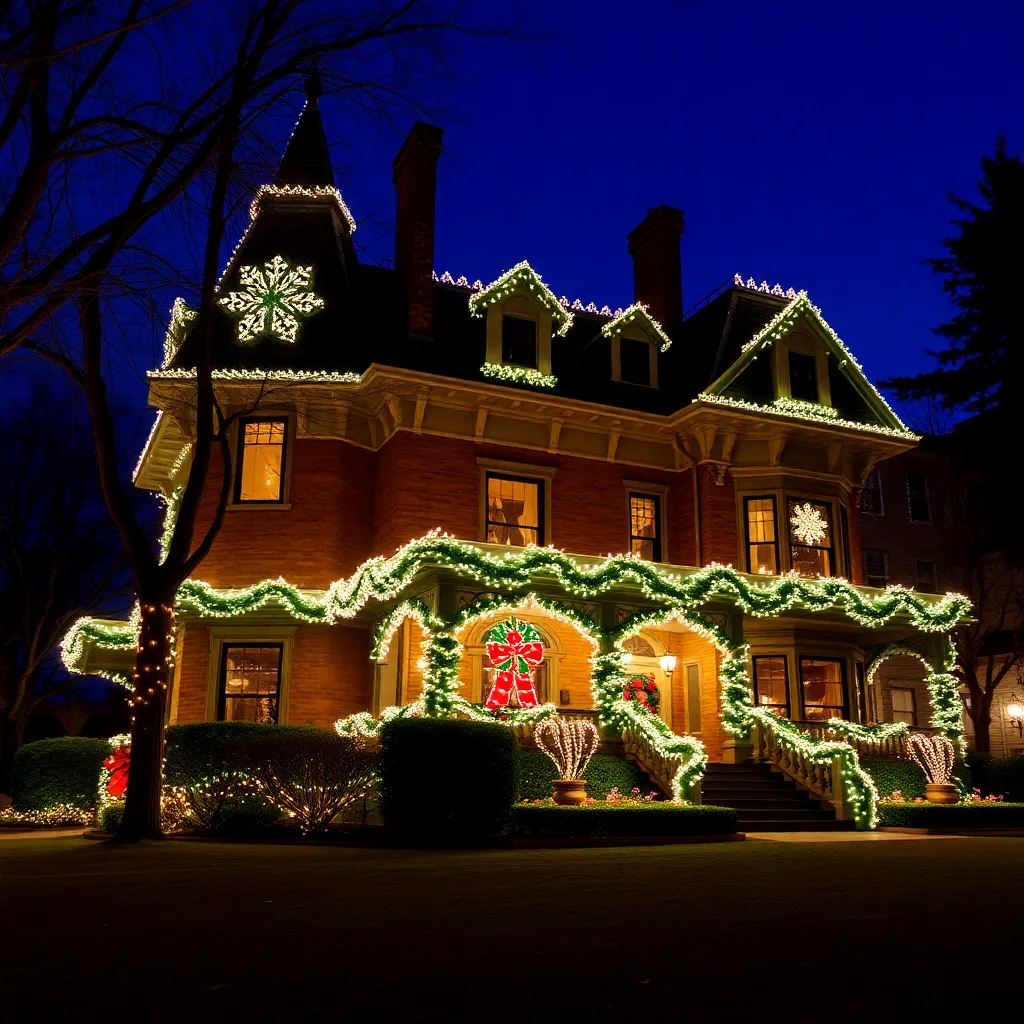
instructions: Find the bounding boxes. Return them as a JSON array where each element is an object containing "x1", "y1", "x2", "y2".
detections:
[
  {"x1": 627, "y1": 205, "x2": 684, "y2": 339},
  {"x1": 393, "y1": 122, "x2": 444, "y2": 337}
]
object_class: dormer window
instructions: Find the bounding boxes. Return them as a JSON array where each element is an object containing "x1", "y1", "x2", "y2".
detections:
[
  {"x1": 501, "y1": 315, "x2": 538, "y2": 368},
  {"x1": 788, "y1": 351, "x2": 819, "y2": 402},
  {"x1": 619, "y1": 336, "x2": 654, "y2": 387}
]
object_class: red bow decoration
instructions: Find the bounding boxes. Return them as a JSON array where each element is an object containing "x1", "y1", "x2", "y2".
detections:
[
  {"x1": 103, "y1": 747, "x2": 131, "y2": 799},
  {"x1": 485, "y1": 623, "x2": 544, "y2": 709}
]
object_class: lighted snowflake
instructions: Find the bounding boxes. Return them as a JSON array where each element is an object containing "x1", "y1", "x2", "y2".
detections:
[
  {"x1": 790, "y1": 502, "x2": 828, "y2": 545},
  {"x1": 218, "y1": 255, "x2": 323, "y2": 344}
]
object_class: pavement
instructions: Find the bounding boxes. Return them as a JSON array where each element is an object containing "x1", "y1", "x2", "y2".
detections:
[{"x1": 1, "y1": 832, "x2": 1020, "y2": 1021}]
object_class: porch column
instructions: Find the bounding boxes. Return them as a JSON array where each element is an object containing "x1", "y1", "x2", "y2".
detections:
[{"x1": 720, "y1": 611, "x2": 754, "y2": 764}]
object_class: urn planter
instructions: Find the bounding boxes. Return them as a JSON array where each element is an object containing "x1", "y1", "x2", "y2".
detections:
[
  {"x1": 925, "y1": 783, "x2": 958, "y2": 804},
  {"x1": 551, "y1": 779, "x2": 588, "y2": 805}
]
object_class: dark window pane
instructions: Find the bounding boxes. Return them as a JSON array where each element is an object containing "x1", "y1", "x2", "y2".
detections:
[
  {"x1": 753, "y1": 656, "x2": 789, "y2": 716},
  {"x1": 800, "y1": 658, "x2": 846, "y2": 720},
  {"x1": 486, "y1": 474, "x2": 542, "y2": 546},
  {"x1": 629, "y1": 493, "x2": 661, "y2": 561},
  {"x1": 907, "y1": 472, "x2": 931, "y2": 522},
  {"x1": 864, "y1": 551, "x2": 887, "y2": 588},
  {"x1": 788, "y1": 351, "x2": 819, "y2": 402},
  {"x1": 915, "y1": 559, "x2": 937, "y2": 592},
  {"x1": 619, "y1": 337, "x2": 652, "y2": 387},
  {"x1": 861, "y1": 469, "x2": 883, "y2": 515},
  {"x1": 891, "y1": 687, "x2": 916, "y2": 726},
  {"x1": 501, "y1": 315, "x2": 537, "y2": 368}
]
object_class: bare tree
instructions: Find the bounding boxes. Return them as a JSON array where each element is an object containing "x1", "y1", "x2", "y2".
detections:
[
  {"x1": 0, "y1": 364, "x2": 140, "y2": 789},
  {"x1": 0, "y1": 0, "x2": 523, "y2": 839}
]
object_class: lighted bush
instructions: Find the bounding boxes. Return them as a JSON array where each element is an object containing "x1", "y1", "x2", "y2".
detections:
[
  {"x1": 249, "y1": 727, "x2": 374, "y2": 833},
  {"x1": 517, "y1": 751, "x2": 646, "y2": 801},
  {"x1": 12, "y1": 737, "x2": 110, "y2": 811},
  {"x1": 379, "y1": 718, "x2": 517, "y2": 841},
  {"x1": 164, "y1": 722, "x2": 275, "y2": 830},
  {"x1": 98, "y1": 802, "x2": 124, "y2": 834},
  {"x1": 511, "y1": 803, "x2": 737, "y2": 839}
]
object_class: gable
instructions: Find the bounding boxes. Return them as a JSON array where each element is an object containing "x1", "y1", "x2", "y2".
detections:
[{"x1": 700, "y1": 292, "x2": 914, "y2": 437}]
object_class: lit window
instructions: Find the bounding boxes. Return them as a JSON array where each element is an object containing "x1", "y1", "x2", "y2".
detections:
[
  {"x1": 907, "y1": 472, "x2": 931, "y2": 523},
  {"x1": 629, "y1": 493, "x2": 661, "y2": 560},
  {"x1": 800, "y1": 657, "x2": 846, "y2": 721},
  {"x1": 788, "y1": 351, "x2": 819, "y2": 403},
  {"x1": 753, "y1": 656, "x2": 790, "y2": 717},
  {"x1": 501, "y1": 315, "x2": 537, "y2": 368},
  {"x1": 745, "y1": 496, "x2": 778, "y2": 575},
  {"x1": 236, "y1": 418, "x2": 286, "y2": 502},
  {"x1": 891, "y1": 687, "x2": 916, "y2": 726},
  {"x1": 219, "y1": 645, "x2": 281, "y2": 723},
  {"x1": 915, "y1": 559, "x2": 937, "y2": 593},
  {"x1": 486, "y1": 474, "x2": 542, "y2": 546},
  {"x1": 861, "y1": 469, "x2": 883, "y2": 515},
  {"x1": 619, "y1": 337, "x2": 653, "y2": 387},
  {"x1": 864, "y1": 550, "x2": 888, "y2": 588},
  {"x1": 788, "y1": 499, "x2": 833, "y2": 577}
]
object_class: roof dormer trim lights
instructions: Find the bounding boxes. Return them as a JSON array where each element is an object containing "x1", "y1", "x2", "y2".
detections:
[
  {"x1": 479, "y1": 363, "x2": 557, "y2": 388},
  {"x1": 600, "y1": 303, "x2": 672, "y2": 352},
  {"x1": 250, "y1": 183, "x2": 356, "y2": 235},
  {"x1": 468, "y1": 261, "x2": 573, "y2": 337}
]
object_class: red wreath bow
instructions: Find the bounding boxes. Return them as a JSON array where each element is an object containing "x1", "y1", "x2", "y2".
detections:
[
  {"x1": 103, "y1": 747, "x2": 131, "y2": 798},
  {"x1": 485, "y1": 628, "x2": 544, "y2": 709}
]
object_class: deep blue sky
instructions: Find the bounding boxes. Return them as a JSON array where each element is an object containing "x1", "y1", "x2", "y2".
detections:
[{"x1": 306, "y1": 0, "x2": 1022, "y2": 415}]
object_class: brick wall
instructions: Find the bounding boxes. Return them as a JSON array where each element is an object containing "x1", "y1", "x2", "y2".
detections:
[
  {"x1": 696, "y1": 463, "x2": 738, "y2": 567},
  {"x1": 173, "y1": 624, "x2": 209, "y2": 723},
  {"x1": 288, "y1": 625, "x2": 372, "y2": 729}
]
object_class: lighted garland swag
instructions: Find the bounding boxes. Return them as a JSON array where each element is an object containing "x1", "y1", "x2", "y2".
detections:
[{"x1": 63, "y1": 536, "x2": 969, "y2": 820}]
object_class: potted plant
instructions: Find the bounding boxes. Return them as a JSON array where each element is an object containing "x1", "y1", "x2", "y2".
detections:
[
  {"x1": 908, "y1": 733, "x2": 959, "y2": 804},
  {"x1": 535, "y1": 716, "x2": 599, "y2": 805}
]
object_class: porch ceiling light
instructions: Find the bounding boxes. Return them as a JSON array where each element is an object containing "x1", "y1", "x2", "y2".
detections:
[{"x1": 659, "y1": 654, "x2": 677, "y2": 676}]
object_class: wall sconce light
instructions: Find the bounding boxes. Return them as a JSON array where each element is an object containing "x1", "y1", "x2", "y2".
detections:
[
  {"x1": 1007, "y1": 692, "x2": 1024, "y2": 738},
  {"x1": 622, "y1": 651, "x2": 633, "y2": 666},
  {"x1": 659, "y1": 654, "x2": 677, "y2": 680}
]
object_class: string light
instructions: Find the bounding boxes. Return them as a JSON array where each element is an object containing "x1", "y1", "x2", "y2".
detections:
[
  {"x1": 162, "y1": 297, "x2": 197, "y2": 367},
  {"x1": 468, "y1": 261, "x2": 574, "y2": 337},
  {"x1": 790, "y1": 502, "x2": 829, "y2": 545},
  {"x1": 600, "y1": 303, "x2": 673, "y2": 353},
  {"x1": 535, "y1": 717, "x2": 599, "y2": 780},
  {"x1": 733, "y1": 274, "x2": 800, "y2": 298},
  {"x1": 148, "y1": 367, "x2": 363, "y2": 383},
  {"x1": 249, "y1": 183, "x2": 356, "y2": 235},
  {"x1": 770, "y1": 397, "x2": 839, "y2": 420},
  {"x1": 218, "y1": 255, "x2": 324, "y2": 345},
  {"x1": 907, "y1": 733, "x2": 956, "y2": 785},
  {"x1": 479, "y1": 363, "x2": 557, "y2": 387}
]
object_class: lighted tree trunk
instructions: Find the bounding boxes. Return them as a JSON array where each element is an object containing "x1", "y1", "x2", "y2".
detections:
[
  {"x1": 970, "y1": 694, "x2": 993, "y2": 755},
  {"x1": 116, "y1": 599, "x2": 175, "y2": 841}
]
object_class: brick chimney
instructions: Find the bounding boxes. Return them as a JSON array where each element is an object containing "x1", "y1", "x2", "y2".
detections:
[
  {"x1": 627, "y1": 205, "x2": 684, "y2": 339},
  {"x1": 393, "y1": 122, "x2": 444, "y2": 337}
]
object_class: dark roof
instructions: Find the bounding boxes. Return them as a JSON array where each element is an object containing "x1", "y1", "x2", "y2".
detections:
[{"x1": 275, "y1": 77, "x2": 335, "y2": 188}]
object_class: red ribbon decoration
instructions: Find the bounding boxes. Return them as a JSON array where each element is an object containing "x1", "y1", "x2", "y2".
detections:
[
  {"x1": 485, "y1": 628, "x2": 543, "y2": 709},
  {"x1": 103, "y1": 747, "x2": 131, "y2": 799}
]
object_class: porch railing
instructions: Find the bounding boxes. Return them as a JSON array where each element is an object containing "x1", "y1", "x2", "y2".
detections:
[
  {"x1": 790, "y1": 720, "x2": 942, "y2": 759},
  {"x1": 621, "y1": 719, "x2": 701, "y2": 804},
  {"x1": 752, "y1": 717, "x2": 838, "y2": 808}
]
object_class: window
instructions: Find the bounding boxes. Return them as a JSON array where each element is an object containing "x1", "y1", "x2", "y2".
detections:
[
  {"x1": 218, "y1": 644, "x2": 282, "y2": 723},
  {"x1": 915, "y1": 559, "x2": 937, "y2": 593},
  {"x1": 486, "y1": 474, "x2": 542, "y2": 546},
  {"x1": 745, "y1": 496, "x2": 779, "y2": 575},
  {"x1": 629, "y1": 493, "x2": 662, "y2": 561},
  {"x1": 753, "y1": 656, "x2": 790, "y2": 717},
  {"x1": 799, "y1": 657, "x2": 846, "y2": 721},
  {"x1": 788, "y1": 351, "x2": 819, "y2": 402},
  {"x1": 891, "y1": 687, "x2": 916, "y2": 726},
  {"x1": 864, "y1": 550, "x2": 888, "y2": 588},
  {"x1": 861, "y1": 469, "x2": 883, "y2": 515},
  {"x1": 501, "y1": 315, "x2": 537, "y2": 368},
  {"x1": 907, "y1": 471, "x2": 931, "y2": 523},
  {"x1": 235, "y1": 418, "x2": 286, "y2": 503},
  {"x1": 685, "y1": 663, "x2": 702, "y2": 734},
  {"x1": 839, "y1": 505, "x2": 852, "y2": 579},
  {"x1": 619, "y1": 337, "x2": 652, "y2": 387},
  {"x1": 788, "y1": 499, "x2": 833, "y2": 577}
]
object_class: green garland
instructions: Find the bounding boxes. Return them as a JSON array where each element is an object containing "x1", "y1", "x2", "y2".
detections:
[{"x1": 826, "y1": 719, "x2": 909, "y2": 744}]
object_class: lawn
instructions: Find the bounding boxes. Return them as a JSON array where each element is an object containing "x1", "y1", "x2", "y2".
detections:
[{"x1": 1, "y1": 834, "x2": 1020, "y2": 1020}]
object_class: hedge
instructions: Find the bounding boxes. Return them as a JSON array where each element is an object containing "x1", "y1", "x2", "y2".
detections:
[
  {"x1": 12, "y1": 737, "x2": 110, "y2": 811},
  {"x1": 380, "y1": 718, "x2": 517, "y2": 840},
  {"x1": 517, "y1": 751, "x2": 648, "y2": 801},
  {"x1": 511, "y1": 803, "x2": 737, "y2": 838},
  {"x1": 877, "y1": 802, "x2": 1024, "y2": 829},
  {"x1": 861, "y1": 758, "x2": 927, "y2": 799},
  {"x1": 967, "y1": 753, "x2": 1024, "y2": 801}
]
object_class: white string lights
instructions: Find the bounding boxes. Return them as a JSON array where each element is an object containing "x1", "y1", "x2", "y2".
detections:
[
  {"x1": 908, "y1": 733, "x2": 956, "y2": 785},
  {"x1": 479, "y1": 363, "x2": 557, "y2": 388},
  {"x1": 218, "y1": 255, "x2": 324, "y2": 345},
  {"x1": 600, "y1": 303, "x2": 673, "y2": 352},
  {"x1": 468, "y1": 261, "x2": 574, "y2": 337},
  {"x1": 535, "y1": 716, "x2": 599, "y2": 781}
]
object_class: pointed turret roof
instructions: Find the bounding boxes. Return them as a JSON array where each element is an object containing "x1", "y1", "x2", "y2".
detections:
[{"x1": 275, "y1": 75, "x2": 335, "y2": 187}]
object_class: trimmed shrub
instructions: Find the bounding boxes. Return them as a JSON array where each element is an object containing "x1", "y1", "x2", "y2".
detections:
[
  {"x1": 12, "y1": 737, "x2": 110, "y2": 811},
  {"x1": 249, "y1": 727, "x2": 374, "y2": 833},
  {"x1": 164, "y1": 722, "x2": 272, "y2": 830},
  {"x1": 861, "y1": 758, "x2": 927, "y2": 799},
  {"x1": 511, "y1": 803, "x2": 737, "y2": 839},
  {"x1": 211, "y1": 794, "x2": 282, "y2": 836},
  {"x1": 517, "y1": 750, "x2": 647, "y2": 801},
  {"x1": 967, "y1": 752, "x2": 1024, "y2": 801},
  {"x1": 877, "y1": 802, "x2": 1024, "y2": 829},
  {"x1": 380, "y1": 718, "x2": 517, "y2": 840},
  {"x1": 98, "y1": 802, "x2": 124, "y2": 834}
]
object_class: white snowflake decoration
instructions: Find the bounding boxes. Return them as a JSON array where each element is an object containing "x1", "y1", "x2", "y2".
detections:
[
  {"x1": 790, "y1": 502, "x2": 828, "y2": 545},
  {"x1": 218, "y1": 254, "x2": 324, "y2": 344}
]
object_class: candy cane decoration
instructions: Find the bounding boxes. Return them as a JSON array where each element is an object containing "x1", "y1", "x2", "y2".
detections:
[{"x1": 484, "y1": 617, "x2": 544, "y2": 709}]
